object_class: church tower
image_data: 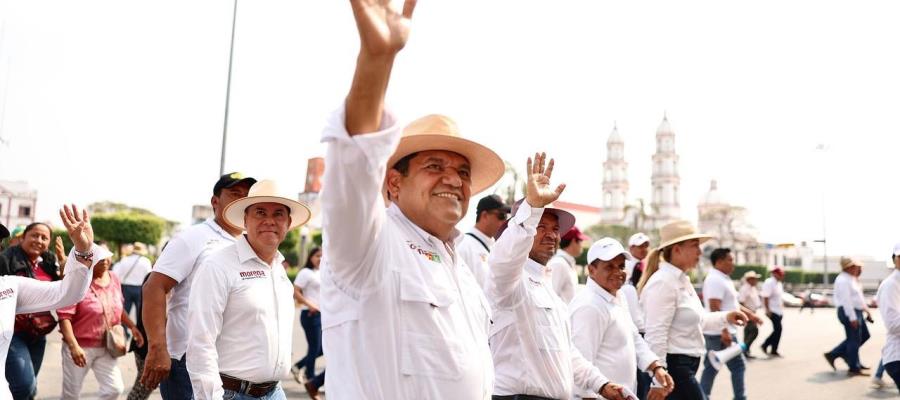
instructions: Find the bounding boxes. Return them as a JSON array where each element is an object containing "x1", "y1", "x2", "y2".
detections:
[
  {"x1": 601, "y1": 123, "x2": 629, "y2": 224},
  {"x1": 650, "y1": 114, "x2": 681, "y2": 226}
]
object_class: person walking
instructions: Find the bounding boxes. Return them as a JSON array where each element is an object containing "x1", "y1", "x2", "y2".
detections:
[
  {"x1": 111, "y1": 242, "x2": 151, "y2": 317},
  {"x1": 186, "y1": 180, "x2": 311, "y2": 400},
  {"x1": 57, "y1": 249, "x2": 144, "y2": 399},
  {"x1": 638, "y1": 221, "x2": 748, "y2": 400},
  {"x1": 290, "y1": 247, "x2": 325, "y2": 397},
  {"x1": 824, "y1": 257, "x2": 873, "y2": 376},
  {"x1": 759, "y1": 266, "x2": 786, "y2": 357},
  {"x1": 738, "y1": 271, "x2": 763, "y2": 358}
]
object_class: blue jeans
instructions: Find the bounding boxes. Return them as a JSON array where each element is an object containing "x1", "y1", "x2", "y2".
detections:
[
  {"x1": 876, "y1": 359, "x2": 885, "y2": 379},
  {"x1": 666, "y1": 354, "x2": 707, "y2": 400},
  {"x1": 160, "y1": 354, "x2": 193, "y2": 400},
  {"x1": 827, "y1": 308, "x2": 871, "y2": 371},
  {"x1": 885, "y1": 361, "x2": 900, "y2": 392},
  {"x1": 700, "y1": 334, "x2": 746, "y2": 400},
  {"x1": 121, "y1": 284, "x2": 143, "y2": 317},
  {"x1": 5, "y1": 332, "x2": 46, "y2": 400},
  {"x1": 296, "y1": 310, "x2": 325, "y2": 389},
  {"x1": 223, "y1": 385, "x2": 285, "y2": 400},
  {"x1": 635, "y1": 367, "x2": 651, "y2": 400}
]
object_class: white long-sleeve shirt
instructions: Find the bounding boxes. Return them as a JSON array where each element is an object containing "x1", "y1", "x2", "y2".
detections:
[
  {"x1": 487, "y1": 204, "x2": 609, "y2": 399},
  {"x1": 620, "y1": 283, "x2": 645, "y2": 332},
  {"x1": 759, "y1": 277, "x2": 784, "y2": 316},
  {"x1": 319, "y1": 107, "x2": 494, "y2": 400},
  {"x1": 186, "y1": 235, "x2": 294, "y2": 400},
  {"x1": 548, "y1": 250, "x2": 578, "y2": 304},
  {"x1": 569, "y1": 279, "x2": 660, "y2": 397},
  {"x1": 833, "y1": 271, "x2": 867, "y2": 322},
  {"x1": 641, "y1": 262, "x2": 728, "y2": 364},
  {"x1": 458, "y1": 228, "x2": 495, "y2": 292},
  {"x1": 876, "y1": 269, "x2": 900, "y2": 364},
  {"x1": 0, "y1": 244, "x2": 107, "y2": 400}
]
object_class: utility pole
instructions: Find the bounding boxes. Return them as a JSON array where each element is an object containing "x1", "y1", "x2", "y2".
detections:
[{"x1": 219, "y1": 0, "x2": 239, "y2": 176}]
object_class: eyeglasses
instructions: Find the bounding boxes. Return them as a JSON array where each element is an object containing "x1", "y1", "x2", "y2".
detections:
[{"x1": 488, "y1": 210, "x2": 508, "y2": 220}]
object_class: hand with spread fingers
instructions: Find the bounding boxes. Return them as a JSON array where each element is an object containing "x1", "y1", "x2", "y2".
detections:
[
  {"x1": 58, "y1": 204, "x2": 93, "y2": 256},
  {"x1": 524, "y1": 152, "x2": 566, "y2": 209},
  {"x1": 351, "y1": 0, "x2": 417, "y2": 58}
]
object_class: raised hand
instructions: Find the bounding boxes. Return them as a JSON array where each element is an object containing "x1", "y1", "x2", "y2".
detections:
[
  {"x1": 524, "y1": 152, "x2": 566, "y2": 209},
  {"x1": 351, "y1": 0, "x2": 417, "y2": 57},
  {"x1": 59, "y1": 205, "x2": 93, "y2": 253}
]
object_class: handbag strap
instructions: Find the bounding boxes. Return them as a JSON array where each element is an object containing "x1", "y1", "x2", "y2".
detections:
[
  {"x1": 118, "y1": 255, "x2": 143, "y2": 283},
  {"x1": 89, "y1": 284, "x2": 114, "y2": 330}
]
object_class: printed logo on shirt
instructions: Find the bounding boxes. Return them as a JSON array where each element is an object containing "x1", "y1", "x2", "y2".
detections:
[
  {"x1": 0, "y1": 288, "x2": 14, "y2": 301},
  {"x1": 480, "y1": 254, "x2": 488, "y2": 262},
  {"x1": 406, "y1": 241, "x2": 441, "y2": 264},
  {"x1": 239, "y1": 270, "x2": 267, "y2": 280}
]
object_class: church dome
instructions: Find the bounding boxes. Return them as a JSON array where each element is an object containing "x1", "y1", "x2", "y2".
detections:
[{"x1": 700, "y1": 180, "x2": 728, "y2": 206}]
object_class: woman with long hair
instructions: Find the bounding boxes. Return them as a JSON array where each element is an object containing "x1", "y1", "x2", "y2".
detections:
[
  {"x1": 638, "y1": 221, "x2": 747, "y2": 400},
  {"x1": 290, "y1": 246, "x2": 324, "y2": 398}
]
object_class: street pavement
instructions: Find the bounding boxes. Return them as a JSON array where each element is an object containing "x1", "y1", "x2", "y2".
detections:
[{"x1": 33, "y1": 307, "x2": 897, "y2": 399}]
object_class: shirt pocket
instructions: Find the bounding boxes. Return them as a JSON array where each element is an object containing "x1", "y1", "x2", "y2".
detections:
[
  {"x1": 398, "y1": 272, "x2": 465, "y2": 380},
  {"x1": 528, "y1": 284, "x2": 564, "y2": 352},
  {"x1": 399, "y1": 331, "x2": 465, "y2": 380}
]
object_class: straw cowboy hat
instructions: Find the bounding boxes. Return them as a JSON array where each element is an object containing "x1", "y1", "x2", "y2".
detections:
[
  {"x1": 656, "y1": 220, "x2": 713, "y2": 250},
  {"x1": 387, "y1": 114, "x2": 505, "y2": 195},
  {"x1": 224, "y1": 180, "x2": 312, "y2": 230},
  {"x1": 493, "y1": 199, "x2": 576, "y2": 240},
  {"x1": 132, "y1": 242, "x2": 148, "y2": 256},
  {"x1": 742, "y1": 270, "x2": 762, "y2": 280},
  {"x1": 839, "y1": 256, "x2": 864, "y2": 270}
]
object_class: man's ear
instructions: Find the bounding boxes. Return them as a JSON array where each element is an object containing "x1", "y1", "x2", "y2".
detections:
[
  {"x1": 386, "y1": 169, "x2": 402, "y2": 201},
  {"x1": 210, "y1": 195, "x2": 219, "y2": 210}
]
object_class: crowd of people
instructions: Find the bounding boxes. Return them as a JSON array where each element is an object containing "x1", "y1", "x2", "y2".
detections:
[{"x1": 0, "y1": 1, "x2": 899, "y2": 400}]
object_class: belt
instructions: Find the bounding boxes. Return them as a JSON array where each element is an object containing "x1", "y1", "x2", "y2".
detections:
[
  {"x1": 492, "y1": 395, "x2": 556, "y2": 400},
  {"x1": 219, "y1": 374, "x2": 278, "y2": 398}
]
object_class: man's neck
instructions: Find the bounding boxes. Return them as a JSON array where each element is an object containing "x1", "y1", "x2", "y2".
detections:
[
  {"x1": 564, "y1": 245, "x2": 580, "y2": 258},
  {"x1": 247, "y1": 240, "x2": 278, "y2": 265},
  {"x1": 473, "y1": 222, "x2": 493, "y2": 239},
  {"x1": 214, "y1": 216, "x2": 242, "y2": 237}
]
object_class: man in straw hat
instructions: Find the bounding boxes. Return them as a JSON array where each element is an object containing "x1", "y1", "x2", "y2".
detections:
[
  {"x1": 317, "y1": 1, "x2": 502, "y2": 398},
  {"x1": 186, "y1": 180, "x2": 311, "y2": 400},
  {"x1": 141, "y1": 172, "x2": 256, "y2": 396},
  {"x1": 569, "y1": 237, "x2": 674, "y2": 400},
  {"x1": 824, "y1": 257, "x2": 873, "y2": 376},
  {"x1": 738, "y1": 270, "x2": 763, "y2": 358},
  {"x1": 637, "y1": 220, "x2": 748, "y2": 400},
  {"x1": 112, "y1": 242, "x2": 152, "y2": 317},
  {"x1": 759, "y1": 266, "x2": 786, "y2": 357},
  {"x1": 487, "y1": 153, "x2": 630, "y2": 400}
]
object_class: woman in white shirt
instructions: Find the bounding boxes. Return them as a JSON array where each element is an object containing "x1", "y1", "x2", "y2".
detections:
[
  {"x1": 291, "y1": 247, "x2": 324, "y2": 398},
  {"x1": 637, "y1": 221, "x2": 747, "y2": 400}
]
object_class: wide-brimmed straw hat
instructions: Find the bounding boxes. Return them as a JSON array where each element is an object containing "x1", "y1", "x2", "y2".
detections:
[
  {"x1": 742, "y1": 271, "x2": 762, "y2": 280},
  {"x1": 386, "y1": 114, "x2": 505, "y2": 195},
  {"x1": 224, "y1": 180, "x2": 311, "y2": 230},
  {"x1": 839, "y1": 256, "x2": 864, "y2": 270},
  {"x1": 656, "y1": 220, "x2": 713, "y2": 250},
  {"x1": 132, "y1": 242, "x2": 148, "y2": 256},
  {"x1": 494, "y1": 199, "x2": 576, "y2": 240}
]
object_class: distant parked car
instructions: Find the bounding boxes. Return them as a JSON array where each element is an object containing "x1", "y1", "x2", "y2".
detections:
[{"x1": 781, "y1": 292, "x2": 804, "y2": 307}]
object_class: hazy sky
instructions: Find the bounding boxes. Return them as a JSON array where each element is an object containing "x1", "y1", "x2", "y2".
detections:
[{"x1": 1, "y1": 1, "x2": 898, "y2": 260}]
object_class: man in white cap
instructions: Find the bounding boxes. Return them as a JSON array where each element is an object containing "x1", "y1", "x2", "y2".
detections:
[
  {"x1": 621, "y1": 232, "x2": 651, "y2": 399},
  {"x1": 141, "y1": 172, "x2": 256, "y2": 396},
  {"x1": 738, "y1": 271, "x2": 763, "y2": 358},
  {"x1": 625, "y1": 233, "x2": 651, "y2": 287},
  {"x1": 548, "y1": 226, "x2": 589, "y2": 304},
  {"x1": 458, "y1": 194, "x2": 511, "y2": 291},
  {"x1": 488, "y1": 154, "x2": 628, "y2": 400},
  {"x1": 186, "y1": 180, "x2": 311, "y2": 400},
  {"x1": 759, "y1": 266, "x2": 786, "y2": 357},
  {"x1": 824, "y1": 257, "x2": 873, "y2": 376},
  {"x1": 317, "y1": 1, "x2": 502, "y2": 398},
  {"x1": 570, "y1": 237, "x2": 674, "y2": 400},
  {"x1": 875, "y1": 243, "x2": 900, "y2": 391}
]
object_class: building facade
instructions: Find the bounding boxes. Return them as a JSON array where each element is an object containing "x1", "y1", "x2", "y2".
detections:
[{"x1": 0, "y1": 180, "x2": 37, "y2": 229}]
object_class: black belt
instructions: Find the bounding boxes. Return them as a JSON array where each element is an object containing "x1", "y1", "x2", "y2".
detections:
[
  {"x1": 219, "y1": 374, "x2": 278, "y2": 398},
  {"x1": 493, "y1": 395, "x2": 556, "y2": 400}
]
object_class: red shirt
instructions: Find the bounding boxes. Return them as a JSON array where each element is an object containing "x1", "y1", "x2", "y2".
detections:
[
  {"x1": 30, "y1": 258, "x2": 54, "y2": 282},
  {"x1": 57, "y1": 273, "x2": 124, "y2": 348}
]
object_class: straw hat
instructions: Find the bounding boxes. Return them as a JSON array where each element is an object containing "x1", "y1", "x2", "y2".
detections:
[
  {"x1": 839, "y1": 256, "x2": 864, "y2": 270},
  {"x1": 742, "y1": 271, "x2": 762, "y2": 280},
  {"x1": 494, "y1": 199, "x2": 576, "y2": 240},
  {"x1": 132, "y1": 242, "x2": 148, "y2": 256},
  {"x1": 386, "y1": 114, "x2": 505, "y2": 195},
  {"x1": 656, "y1": 220, "x2": 713, "y2": 250},
  {"x1": 223, "y1": 180, "x2": 311, "y2": 230}
]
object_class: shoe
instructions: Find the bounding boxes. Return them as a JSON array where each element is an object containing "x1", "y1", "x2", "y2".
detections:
[
  {"x1": 304, "y1": 382, "x2": 321, "y2": 400},
  {"x1": 872, "y1": 377, "x2": 887, "y2": 389},
  {"x1": 823, "y1": 353, "x2": 837, "y2": 371},
  {"x1": 760, "y1": 344, "x2": 769, "y2": 355},
  {"x1": 848, "y1": 370, "x2": 871, "y2": 377},
  {"x1": 860, "y1": 365, "x2": 871, "y2": 370},
  {"x1": 290, "y1": 365, "x2": 306, "y2": 384},
  {"x1": 744, "y1": 352, "x2": 757, "y2": 360},
  {"x1": 769, "y1": 351, "x2": 783, "y2": 357}
]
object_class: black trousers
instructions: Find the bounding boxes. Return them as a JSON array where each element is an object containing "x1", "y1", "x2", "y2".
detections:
[
  {"x1": 743, "y1": 319, "x2": 759, "y2": 350},
  {"x1": 665, "y1": 354, "x2": 706, "y2": 400},
  {"x1": 762, "y1": 313, "x2": 783, "y2": 353}
]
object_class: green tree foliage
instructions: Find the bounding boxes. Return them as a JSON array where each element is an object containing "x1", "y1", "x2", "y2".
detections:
[
  {"x1": 583, "y1": 223, "x2": 638, "y2": 247},
  {"x1": 91, "y1": 213, "x2": 166, "y2": 250},
  {"x1": 279, "y1": 229, "x2": 300, "y2": 267}
]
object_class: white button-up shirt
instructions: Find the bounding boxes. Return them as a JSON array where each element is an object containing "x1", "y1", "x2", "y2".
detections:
[
  {"x1": 759, "y1": 277, "x2": 784, "y2": 316},
  {"x1": 293, "y1": 268, "x2": 321, "y2": 310},
  {"x1": 620, "y1": 283, "x2": 645, "y2": 333},
  {"x1": 641, "y1": 262, "x2": 728, "y2": 364},
  {"x1": 487, "y1": 204, "x2": 608, "y2": 399},
  {"x1": 738, "y1": 282, "x2": 762, "y2": 312},
  {"x1": 153, "y1": 218, "x2": 237, "y2": 358},
  {"x1": 111, "y1": 253, "x2": 152, "y2": 286},
  {"x1": 569, "y1": 279, "x2": 660, "y2": 397},
  {"x1": 319, "y1": 107, "x2": 494, "y2": 400},
  {"x1": 833, "y1": 271, "x2": 867, "y2": 321},
  {"x1": 458, "y1": 227, "x2": 495, "y2": 291},
  {"x1": 877, "y1": 269, "x2": 900, "y2": 364},
  {"x1": 186, "y1": 235, "x2": 294, "y2": 400},
  {"x1": 548, "y1": 250, "x2": 578, "y2": 304},
  {"x1": 0, "y1": 245, "x2": 106, "y2": 400},
  {"x1": 702, "y1": 268, "x2": 739, "y2": 335}
]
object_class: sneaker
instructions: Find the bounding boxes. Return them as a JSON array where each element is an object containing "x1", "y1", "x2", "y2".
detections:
[
  {"x1": 290, "y1": 365, "x2": 306, "y2": 384},
  {"x1": 872, "y1": 376, "x2": 887, "y2": 389}
]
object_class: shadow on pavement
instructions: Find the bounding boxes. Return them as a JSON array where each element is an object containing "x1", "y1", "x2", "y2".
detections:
[
  {"x1": 806, "y1": 370, "x2": 853, "y2": 383},
  {"x1": 864, "y1": 389, "x2": 899, "y2": 398}
]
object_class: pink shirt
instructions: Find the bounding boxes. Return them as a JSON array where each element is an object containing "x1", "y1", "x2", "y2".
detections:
[{"x1": 57, "y1": 273, "x2": 124, "y2": 348}]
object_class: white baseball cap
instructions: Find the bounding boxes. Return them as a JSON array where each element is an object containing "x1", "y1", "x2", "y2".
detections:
[
  {"x1": 588, "y1": 237, "x2": 637, "y2": 264},
  {"x1": 628, "y1": 232, "x2": 650, "y2": 247},
  {"x1": 893, "y1": 242, "x2": 900, "y2": 256}
]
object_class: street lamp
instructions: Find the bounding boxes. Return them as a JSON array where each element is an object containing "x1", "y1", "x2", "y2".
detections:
[
  {"x1": 814, "y1": 143, "x2": 829, "y2": 285},
  {"x1": 219, "y1": 0, "x2": 239, "y2": 176}
]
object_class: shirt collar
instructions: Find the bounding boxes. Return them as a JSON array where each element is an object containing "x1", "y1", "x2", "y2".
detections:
[
  {"x1": 709, "y1": 268, "x2": 729, "y2": 280},
  {"x1": 586, "y1": 278, "x2": 618, "y2": 305},
  {"x1": 467, "y1": 227, "x2": 495, "y2": 248},
  {"x1": 525, "y1": 258, "x2": 549, "y2": 281},
  {"x1": 235, "y1": 235, "x2": 284, "y2": 268},
  {"x1": 554, "y1": 249, "x2": 576, "y2": 267},
  {"x1": 660, "y1": 261, "x2": 686, "y2": 277},
  {"x1": 387, "y1": 203, "x2": 461, "y2": 247},
  {"x1": 205, "y1": 218, "x2": 238, "y2": 240}
]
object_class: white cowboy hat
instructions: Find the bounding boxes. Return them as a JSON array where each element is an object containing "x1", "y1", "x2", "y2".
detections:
[
  {"x1": 387, "y1": 114, "x2": 505, "y2": 195},
  {"x1": 656, "y1": 220, "x2": 714, "y2": 250},
  {"x1": 223, "y1": 180, "x2": 311, "y2": 230}
]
